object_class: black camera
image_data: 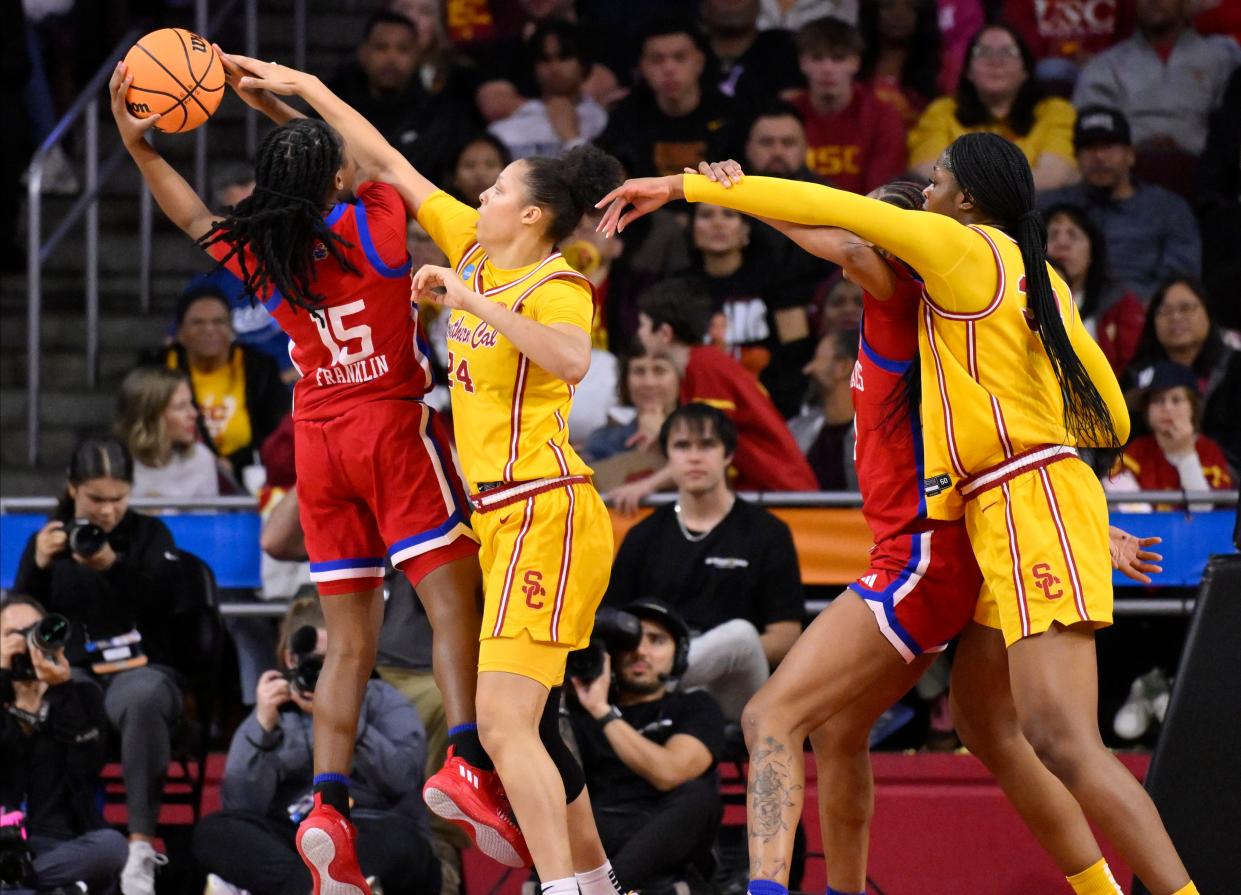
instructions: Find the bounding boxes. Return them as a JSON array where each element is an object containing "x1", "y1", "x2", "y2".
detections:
[
  {"x1": 64, "y1": 518, "x2": 107, "y2": 558},
  {"x1": 283, "y1": 625, "x2": 323, "y2": 698},
  {"x1": 7, "y1": 614, "x2": 71, "y2": 683},
  {"x1": 0, "y1": 823, "x2": 36, "y2": 888},
  {"x1": 567, "y1": 608, "x2": 642, "y2": 683}
]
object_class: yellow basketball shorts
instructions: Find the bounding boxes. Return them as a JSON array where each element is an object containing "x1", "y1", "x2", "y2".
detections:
[
  {"x1": 965, "y1": 452, "x2": 1113, "y2": 647},
  {"x1": 471, "y1": 477, "x2": 614, "y2": 687}
]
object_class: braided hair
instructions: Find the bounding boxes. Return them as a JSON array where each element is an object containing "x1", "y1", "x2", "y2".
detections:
[
  {"x1": 944, "y1": 133, "x2": 1118, "y2": 448},
  {"x1": 199, "y1": 119, "x2": 358, "y2": 316}
]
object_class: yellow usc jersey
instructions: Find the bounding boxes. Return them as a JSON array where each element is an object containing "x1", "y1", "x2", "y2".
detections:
[
  {"x1": 682, "y1": 175, "x2": 1130, "y2": 521},
  {"x1": 916, "y1": 224, "x2": 1112, "y2": 519},
  {"x1": 417, "y1": 191, "x2": 594, "y2": 489}
]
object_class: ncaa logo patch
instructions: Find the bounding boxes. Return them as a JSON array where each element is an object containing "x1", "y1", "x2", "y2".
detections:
[
  {"x1": 462, "y1": 263, "x2": 477, "y2": 281},
  {"x1": 312, "y1": 241, "x2": 328, "y2": 261}
]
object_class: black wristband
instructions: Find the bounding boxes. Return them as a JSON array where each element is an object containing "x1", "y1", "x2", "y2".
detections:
[{"x1": 596, "y1": 705, "x2": 622, "y2": 728}]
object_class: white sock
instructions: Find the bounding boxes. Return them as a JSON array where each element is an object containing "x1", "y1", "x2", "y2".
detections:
[
  {"x1": 540, "y1": 877, "x2": 579, "y2": 895},
  {"x1": 576, "y1": 861, "x2": 623, "y2": 895}
]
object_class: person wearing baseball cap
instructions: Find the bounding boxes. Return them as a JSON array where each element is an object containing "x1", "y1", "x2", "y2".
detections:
[
  {"x1": 1040, "y1": 105, "x2": 1200, "y2": 299},
  {"x1": 568, "y1": 598, "x2": 726, "y2": 894},
  {"x1": 1105, "y1": 360, "x2": 1233, "y2": 510}
]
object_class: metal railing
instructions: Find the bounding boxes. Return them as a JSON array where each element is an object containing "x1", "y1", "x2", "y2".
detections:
[{"x1": 23, "y1": 0, "x2": 310, "y2": 467}]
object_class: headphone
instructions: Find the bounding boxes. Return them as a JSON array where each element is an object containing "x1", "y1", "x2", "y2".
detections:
[{"x1": 625, "y1": 599, "x2": 691, "y2": 680}]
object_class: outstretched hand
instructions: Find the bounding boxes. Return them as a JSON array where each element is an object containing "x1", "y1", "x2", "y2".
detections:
[
  {"x1": 215, "y1": 51, "x2": 312, "y2": 97},
  {"x1": 1108, "y1": 526, "x2": 1163, "y2": 584},
  {"x1": 109, "y1": 62, "x2": 162, "y2": 146},
  {"x1": 594, "y1": 175, "x2": 682, "y2": 237},
  {"x1": 216, "y1": 45, "x2": 278, "y2": 112}
]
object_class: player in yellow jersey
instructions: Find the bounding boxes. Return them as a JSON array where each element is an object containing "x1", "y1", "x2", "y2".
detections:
[
  {"x1": 597, "y1": 133, "x2": 1197, "y2": 895},
  {"x1": 223, "y1": 54, "x2": 632, "y2": 895}
]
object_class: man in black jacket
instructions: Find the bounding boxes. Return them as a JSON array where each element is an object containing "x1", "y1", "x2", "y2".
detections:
[{"x1": 1, "y1": 595, "x2": 128, "y2": 893}]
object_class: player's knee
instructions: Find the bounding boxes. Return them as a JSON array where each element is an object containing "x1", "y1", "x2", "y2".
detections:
[{"x1": 1021, "y1": 717, "x2": 1093, "y2": 787}]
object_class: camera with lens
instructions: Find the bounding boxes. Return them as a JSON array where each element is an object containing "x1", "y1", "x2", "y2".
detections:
[
  {"x1": 566, "y1": 608, "x2": 642, "y2": 684},
  {"x1": 282, "y1": 625, "x2": 323, "y2": 698},
  {"x1": 63, "y1": 518, "x2": 108, "y2": 558},
  {"x1": 6, "y1": 614, "x2": 71, "y2": 683},
  {"x1": 0, "y1": 822, "x2": 36, "y2": 888}
]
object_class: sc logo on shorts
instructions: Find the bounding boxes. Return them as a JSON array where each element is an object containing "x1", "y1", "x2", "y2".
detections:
[
  {"x1": 1031, "y1": 562, "x2": 1063, "y2": 600},
  {"x1": 522, "y1": 570, "x2": 547, "y2": 609}
]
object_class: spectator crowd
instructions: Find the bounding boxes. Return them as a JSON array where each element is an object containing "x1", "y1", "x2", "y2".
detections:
[{"x1": 2, "y1": 1, "x2": 1239, "y2": 894}]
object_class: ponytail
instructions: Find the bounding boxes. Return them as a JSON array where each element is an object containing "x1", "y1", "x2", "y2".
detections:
[
  {"x1": 523, "y1": 145, "x2": 624, "y2": 244},
  {"x1": 946, "y1": 134, "x2": 1118, "y2": 448}
]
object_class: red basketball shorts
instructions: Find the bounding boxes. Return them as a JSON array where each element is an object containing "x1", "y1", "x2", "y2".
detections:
[
  {"x1": 294, "y1": 399, "x2": 478, "y2": 594},
  {"x1": 848, "y1": 523, "x2": 983, "y2": 662}
]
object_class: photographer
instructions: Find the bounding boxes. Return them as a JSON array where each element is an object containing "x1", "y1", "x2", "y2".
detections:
[
  {"x1": 12, "y1": 438, "x2": 183, "y2": 895},
  {"x1": 192, "y1": 597, "x2": 440, "y2": 895},
  {"x1": 1, "y1": 596, "x2": 128, "y2": 894},
  {"x1": 570, "y1": 602, "x2": 725, "y2": 894}
]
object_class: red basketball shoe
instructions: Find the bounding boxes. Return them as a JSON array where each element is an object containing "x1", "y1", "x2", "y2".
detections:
[
  {"x1": 422, "y1": 747, "x2": 532, "y2": 868},
  {"x1": 295, "y1": 794, "x2": 371, "y2": 895}
]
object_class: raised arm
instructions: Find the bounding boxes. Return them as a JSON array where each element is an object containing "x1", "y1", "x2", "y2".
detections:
[
  {"x1": 221, "y1": 53, "x2": 440, "y2": 216},
  {"x1": 598, "y1": 173, "x2": 997, "y2": 313},
  {"x1": 758, "y1": 218, "x2": 897, "y2": 300},
  {"x1": 109, "y1": 62, "x2": 216, "y2": 242}
]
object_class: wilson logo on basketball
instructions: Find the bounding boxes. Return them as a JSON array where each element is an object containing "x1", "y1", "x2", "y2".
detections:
[
  {"x1": 1031, "y1": 563, "x2": 1063, "y2": 600},
  {"x1": 522, "y1": 570, "x2": 546, "y2": 609}
]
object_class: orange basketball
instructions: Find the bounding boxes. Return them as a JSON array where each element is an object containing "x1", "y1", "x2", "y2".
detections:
[{"x1": 122, "y1": 28, "x2": 225, "y2": 134}]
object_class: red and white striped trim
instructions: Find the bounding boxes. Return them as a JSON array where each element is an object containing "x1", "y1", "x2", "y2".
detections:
[
  {"x1": 493, "y1": 497, "x2": 536, "y2": 637},
  {"x1": 475, "y1": 252, "x2": 568, "y2": 297},
  {"x1": 454, "y1": 242, "x2": 481, "y2": 277},
  {"x1": 923, "y1": 302, "x2": 968, "y2": 477},
  {"x1": 549, "y1": 483, "x2": 577, "y2": 641},
  {"x1": 471, "y1": 475, "x2": 590, "y2": 513},
  {"x1": 990, "y1": 396, "x2": 1015, "y2": 458},
  {"x1": 1037, "y1": 466, "x2": 1090, "y2": 622},
  {"x1": 959, "y1": 444, "x2": 1077, "y2": 500},
  {"x1": 1001, "y1": 479, "x2": 1032, "y2": 639},
  {"x1": 922, "y1": 225, "x2": 1006, "y2": 321},
  {"x1": 504, "y1": 355, "x2": 531, "y2": 480}
]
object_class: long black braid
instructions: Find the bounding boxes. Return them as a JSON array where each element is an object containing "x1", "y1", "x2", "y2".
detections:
[
  {"x1": 199, "y1": 119, "x2": 358, "y2": 316},
  {"x1": 944, "y1": 132, "x2": 1119, "y2": 448}
]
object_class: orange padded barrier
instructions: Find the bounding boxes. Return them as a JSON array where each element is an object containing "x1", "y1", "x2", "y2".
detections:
[{"x1": 609, "y1": 506, "x2": 874, "y2": 586}]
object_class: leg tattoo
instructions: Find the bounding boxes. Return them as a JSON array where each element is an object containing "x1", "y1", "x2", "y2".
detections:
[{"x1": 748, "y1": 736, "x2": 802, "y2": 880}]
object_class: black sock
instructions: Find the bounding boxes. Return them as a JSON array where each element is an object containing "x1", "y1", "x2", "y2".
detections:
[
  {"x1": 448, "y1": 723, "x2": 494, "y2": 771},
  {"x1": 313, "y1": 774, "x2": 351, "y2": 819}
]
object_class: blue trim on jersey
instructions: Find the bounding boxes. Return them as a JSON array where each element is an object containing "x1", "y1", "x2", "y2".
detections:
[
  {"x1": 309, "y1": 557, "x2": 384, "y2": 573},
  {"x1": 848, "y1": 535, "x2": 925, "y2": 656},
  {"x1": 860, "y1": 331, "x2": 912, "y2": 374},
  {"x1": 353, "y1": 201, "x2": 413, "y2": 279},
  {"x1": 425, "y1": 409, "x2": 470, "y2": 520},
  {"x1": 387, "y1": 509, "x2": 468, "y2": 558},
  {"x1": 262, "y1": 291, "x2": 284, "y2": 312},
  {"x1": 909, "y1": 402, "x2": 927, "y2": 519},
  {"x1": 324, "y1": 203, "x2": 348, "y2": 227}
]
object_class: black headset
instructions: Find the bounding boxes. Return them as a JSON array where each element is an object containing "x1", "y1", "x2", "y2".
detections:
[{"x1": 625, "y1": 599, "x2": 691, "y2": 680}]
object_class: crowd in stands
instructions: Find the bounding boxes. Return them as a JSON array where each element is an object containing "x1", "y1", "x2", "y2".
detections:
[{"x1": 3, "y1": 1, "x2": 1239, "y2": 894}]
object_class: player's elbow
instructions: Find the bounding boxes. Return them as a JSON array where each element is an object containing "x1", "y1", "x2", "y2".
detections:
[{"x1": 560, "y1": 350, "x2": 591, "y2": 386}]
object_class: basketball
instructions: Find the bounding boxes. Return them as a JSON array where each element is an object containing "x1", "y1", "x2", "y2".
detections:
[{"x1": 122, "y1": 28, "x2": 224, "y2": 134}]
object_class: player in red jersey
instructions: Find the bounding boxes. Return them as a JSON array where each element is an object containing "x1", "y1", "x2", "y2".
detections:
[
  {"x1": 669, "y1": 165, "x2": 1160, "y2": 895},
  {"x1": 110, "y1": 60, "x2": 522, "y2": 893}
]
